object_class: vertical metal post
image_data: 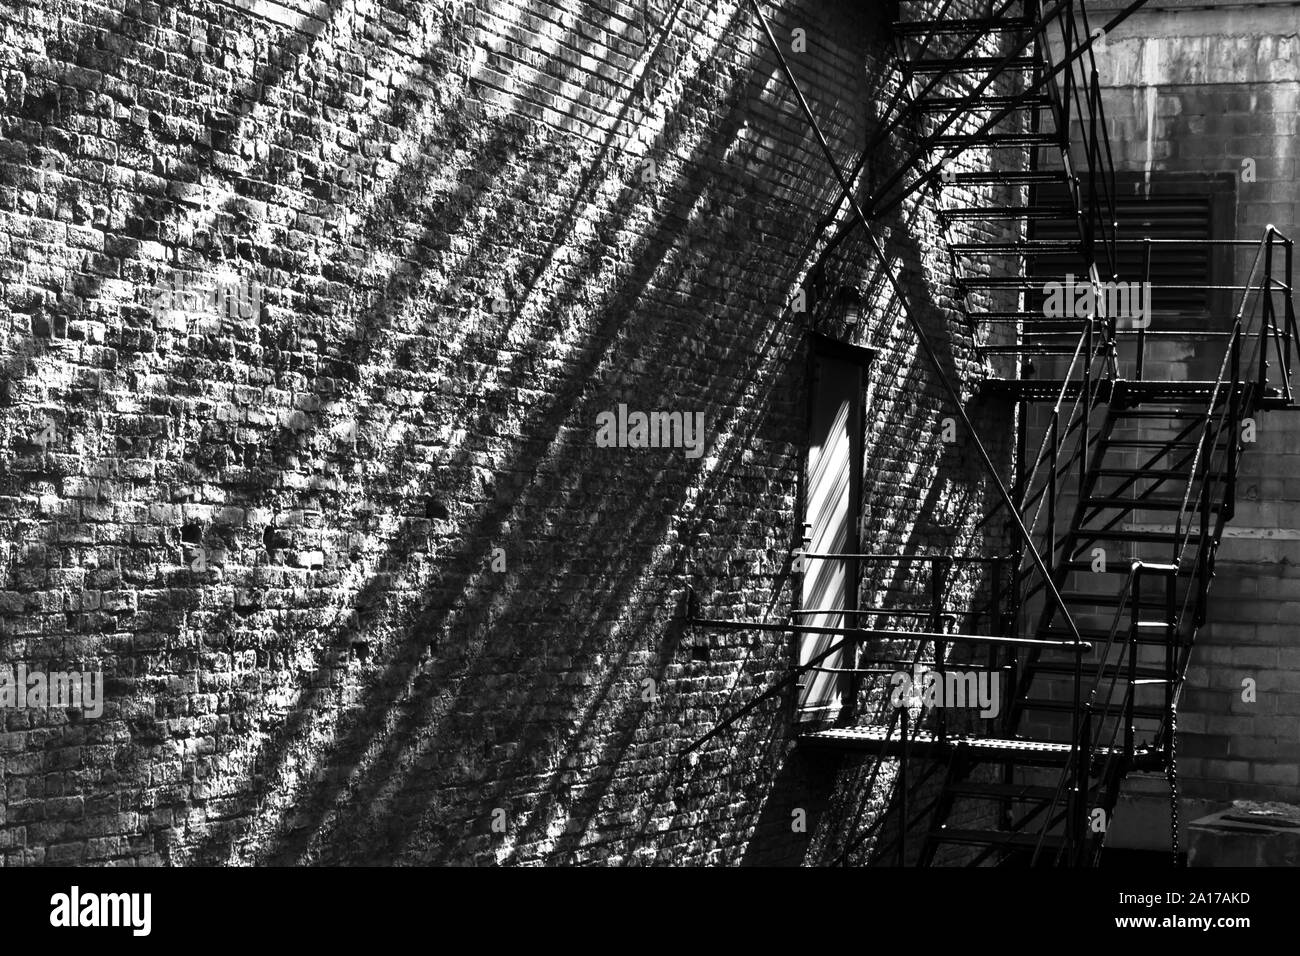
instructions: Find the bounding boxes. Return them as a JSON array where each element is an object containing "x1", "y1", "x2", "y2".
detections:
[
  {"x1": 899, "y1": 707, "x2": 909, "y2": 867},
  {"x1": 1165, "y1": 568, "x2": 1176, "y2": 761},
  {"x1": 1228, "y1": 331, "x2": 1241, "y2": 517},
  {"x1": 1061, "y1": 2, "x2": 1074, "y2": 143},
  {"x1": 1070, "y1": 604, "x2": 1083, "y2": 785},
  {"x1": 1260, "y1": 232, "x2": 1273, "y2": 387},
  {"x1": 1265, "y1": 233, "x2": 1280, "y2": 380},
  {"x1": 990, "y1": 558, "x2": 1004, "y2": 737},
  {"x1": 1286, "y1": 238, "x2": 1297, "y2": 399},
  {"x1": 1086, "y1": 69, "x2": 1099, "y2": 264},
  {"x1": 1048, "y1": 413, "x2": 1059, "y2": 576},
  {"x1": 1013, "y1": 399, "x2": 1028, "y2": 641},
  {"x1": 1074, "y1": 702, "x2": 1092, "y2": 864},
  {"x1": 1081, "y1": 316, "x2": 1093, "y2": 503},
  {"x1": 1137, "y1": 239, "x2": 1152, "y2": 381},
  {"x1": 1194, "y1": 429, "x2": 1212, "y2": 626},
  {"x1": 1124, "y1": 569, "x2": 1140, "y2": 760},
  {"x1": 932, "y1": 557, "x2": 947, "y2": 743},
  {"x1": 991, "y1": 557, "x2": 1005, "y2": 638}
]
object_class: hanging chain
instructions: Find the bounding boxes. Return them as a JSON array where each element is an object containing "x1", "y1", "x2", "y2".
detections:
[{"x1": 1168, "y1": 706, "x2": 1180, "y2": 865}]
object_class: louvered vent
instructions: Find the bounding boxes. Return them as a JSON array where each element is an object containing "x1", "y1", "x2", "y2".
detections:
[{"x1": 1029, "y1": 184, "x2": 1219, "y2": 315}]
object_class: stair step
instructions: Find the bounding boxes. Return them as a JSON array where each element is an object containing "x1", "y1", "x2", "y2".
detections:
[
  {"x1": 1113, "y1": 409, "x2": 1209, "y2": 420},
  {"x1": 1020, "y1": 322, "x2": 1095, "y2": 332},
  {"x1": 1032, "y1": 661, "x2": 1171, "y2": 681},
  {"x1": 1020, "y1": 698, "x2": 1167, "y2": 719},
  {"x1": 929, "y1": 827, "x2": 1068, "y2": 850},
  {"x1": 971, "y1": 311, "x2": 1067, "y2": 322},
  {"x1": 961, "y1": 275, "x2": 1067, "y2": 290},
  {"x1": 933, "y1": 132, "x2": 1066, "y2": 149},
  {"x1": 1105, "y1": 439, "x2": 1207, "y2": 449},
  {"x1": 1039, "y1": 625, "x2": 1125, "y2": 644},
  {"x1": 1122, "y1": 382, "x2": 1225, "y2": 398},
  {"x1": 913, "y1": 95, "x2": 1054, "y2": 116},
  {"x1": 945, "y1": 781, "x2": 1063, "y2": 801},
  {"x1": 894, "y1": 17, "x2": 1033, "y2": 37},
  {"x1": 982, "y1": 344, "x2": 1080, "y2": 354},
  {"x1": 1085, "y1": 496, "x2": 1224, "y2": 512},
  {"x1": 983, "y1": 379, "x2": 1118, "y2": 402},
  {"x1": 1094, "y1": 467, "x2": 1221, "y2": 480},
  {"x1": 1071, "y1": 528, "x2": 1205, "y2": 545},
  {"x1": 937, "y1": 171, "x2": 1069, "y2": 189},
  {"x1": 986, "y1": 379, "x2": 1227, "y2": 403},
  {"x1": 952, "y1": 240, "x2": 1082, "y2": 256},
  {"x1": 902, "y1": 56, "x2": 1038, "y2": 76},
  {"x1": 1043, "y1": 625, "x2": 1176, "y2": 646},
  {"x1": 968, "y1": 317, "x2": 1100, "y2": 335},
  {"x1": 943, "y1": 205, "x2": 1076, "y2": 221},
  {"x1": 798, "y1": 726, "x2": 1142, "y2": 763},
  {"x1": 1062, "y1": 589, "x2": 1178, "y2": 610}
]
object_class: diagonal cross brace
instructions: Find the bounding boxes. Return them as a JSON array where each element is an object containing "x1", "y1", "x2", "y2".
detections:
[{"x1": 745, "y1": 0, "x2": 1083, "y2": 648}]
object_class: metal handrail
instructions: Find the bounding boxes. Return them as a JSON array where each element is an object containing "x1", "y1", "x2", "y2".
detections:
[
  {"x1": 1172, "y1": 229, "x2": 1285, "y2": 563},
  {"x1": 1033, "y1": 227, "x2": 1297, "y2": 864}
]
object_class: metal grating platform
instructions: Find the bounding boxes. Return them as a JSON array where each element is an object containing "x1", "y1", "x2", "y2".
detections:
[{"x1": 799, "y1": 725, "x2": 1155, "y2": 766}]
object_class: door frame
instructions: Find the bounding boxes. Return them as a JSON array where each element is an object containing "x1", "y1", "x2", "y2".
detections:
[{"x1": 793, "y1": 332, "x2": 875, "y2": 726}]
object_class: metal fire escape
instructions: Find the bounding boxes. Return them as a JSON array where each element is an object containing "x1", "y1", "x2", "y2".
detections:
[{"x1": 682, "y1": 0, "x2": 1300, "y2": 866}]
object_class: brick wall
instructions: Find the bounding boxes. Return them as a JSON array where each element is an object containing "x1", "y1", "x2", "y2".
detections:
[{"x1": 0, "y1": 0, "x2": 1014, "y2": 865}]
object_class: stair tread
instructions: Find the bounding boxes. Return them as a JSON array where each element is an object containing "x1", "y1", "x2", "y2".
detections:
[
  {"x1": 799, "y1": 726, "x2": 1146, "y2": 761},
  {"x1": 1057, "y1": 586, "x2": 1180, "y2": 606},
  {"x1": 903, "y1": 56, "x2": 1038, "y2": 73},
  {"x1": 1086, "y1": 496, "x2": 1223, "y2": 511},
  {"x1": 962, "y1": 276, "x2": 1077, "y2": 288},
  {"x1": 1094, "y1": 467, "x2": 1222, "y2": 479},
  {"x1": 969, "y1": 312, "x2": 1081, "y2": 322},
  {"x1": 1032, "y1": 661, "x2": 1170, "y2": 680},
  {"x1": 993, "y1": 380, "x2": 1222, "y2": 394},
  {"x1": 1042, "y1": 626, "x2": 1178, "y2": 646},
  {"x1": 914, "y1": 95, "x2": 1053, "y2": 114},
  {"x1": 937, "y1": 169, "x2": 1067, "y2": 184},
  {"x1": 945, "y1": 781, "x2": 1064, "y2": 801},
  {"x1": 977, "y1": 348, "x2": 1081, "y2": 356},
  {"x1": 930, "y1": 827, "x2": 1068, "y2": 849},
  {"x1": 953, "y1": 240, "x2": 1082, "y2": 255},
  {"x1": 894, "y1": 17, "x2": 1033, "y2": 36},
  {"x1": 1070, "y1": 528, "x2": 1205, "y2": 544},
  {"x1": 934, "y1": 133, "x2": 1065, "y2": 147},
  {"x1": 1020, "y1": 698, "x2": 1168, "y2": 718},
  {"x1": 944, "y1": 205, "x2": 1076, "y2": 219},
  {"x1": 1113, "y1": 409, "x2": 1210, "y2": 419},
  {"x1": 1062, "y1": 590, "x2": 1178, "y2": 606}
]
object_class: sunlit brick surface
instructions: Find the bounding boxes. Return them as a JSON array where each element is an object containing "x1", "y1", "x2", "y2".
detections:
[{"x1": 0, "y1": 0, "x2": 1017, "y2": 865}]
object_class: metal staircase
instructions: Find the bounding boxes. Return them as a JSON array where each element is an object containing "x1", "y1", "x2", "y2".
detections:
[{"x1": 682, "y1": 1, "x2": 1299, "y2": 865}]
